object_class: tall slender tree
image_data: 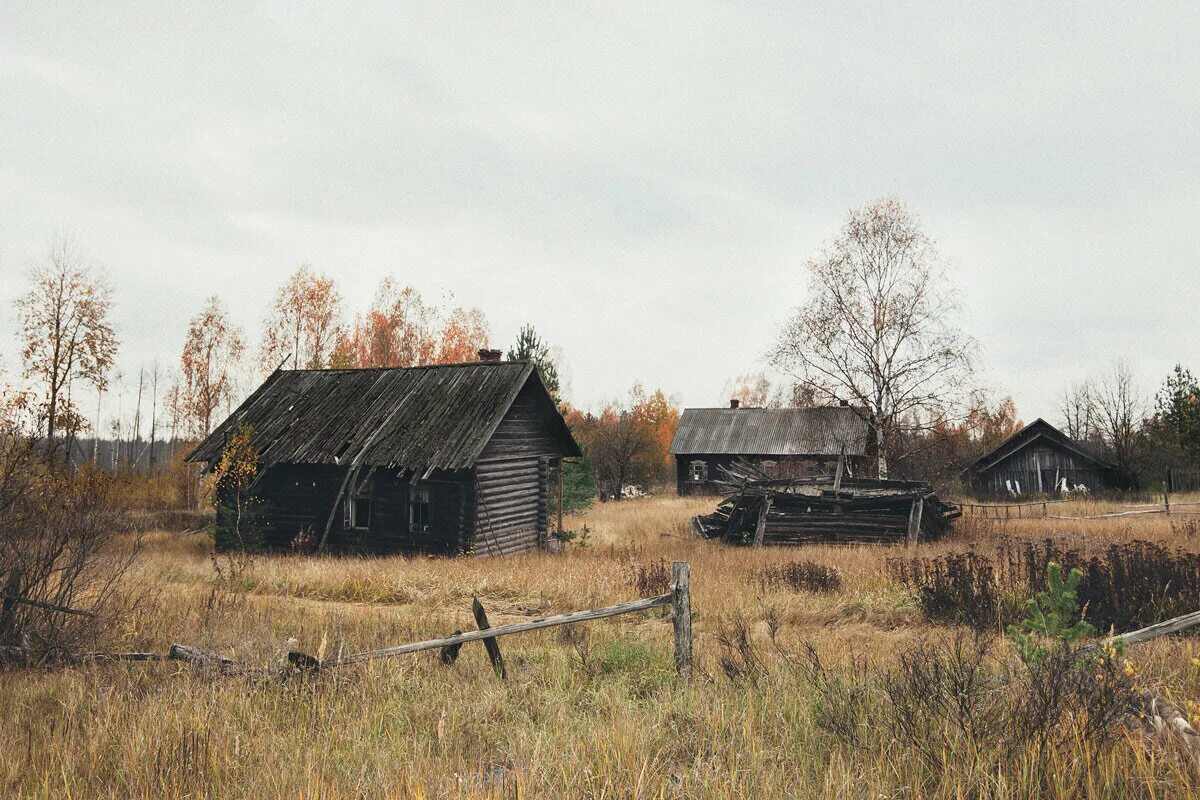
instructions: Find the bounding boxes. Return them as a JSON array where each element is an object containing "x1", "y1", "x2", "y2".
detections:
[
  {"x1": 259, "y1": 265, "x2": 343, "y2": 371},
  {"x1": 506, "y1": 324, "x2": 560, "y2": 401},
  {"x1": 174, "y1": 296, "x2": 245, "y2": 438},
  {"x1": 15, "y1": 235, "x2": 118, "y2": 459}
]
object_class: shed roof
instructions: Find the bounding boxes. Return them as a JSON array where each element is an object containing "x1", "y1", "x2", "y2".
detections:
[
  {"x1": 967, "y1": 418, "x2": 1110, "y2": 474},
  {"x1": 668, "y1": 406, "x2": 869, "y2": 457},
  {"x1": 187, "y1": 361, "x2": 579, "y2": 471}
]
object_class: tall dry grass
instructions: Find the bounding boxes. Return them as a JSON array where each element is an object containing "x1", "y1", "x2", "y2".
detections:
[{"x1": 2, "y1": 495, "x2": 1200, "y2": 797}]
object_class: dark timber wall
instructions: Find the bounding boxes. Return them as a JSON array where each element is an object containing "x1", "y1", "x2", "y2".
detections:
[
  {"x1": 471, "y1": 382, "x2": 564, "y2": 555},
  {"x1": 255, "y1": 464, "x2": 473, "y2": 554},
  {"x1": 972, "y1": 443, "x2": 1110, "y2": 495}
]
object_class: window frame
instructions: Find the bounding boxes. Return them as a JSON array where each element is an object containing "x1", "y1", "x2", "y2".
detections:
[
  {"x1": 345, "y1": 493, "x2": 371, "y2": 530},
  {"x1": 409, "y1": 482, "x2": 432, "y2": 533},
  {"x1": 689, "y1": 462, "x2": 708, "y2": 482}
]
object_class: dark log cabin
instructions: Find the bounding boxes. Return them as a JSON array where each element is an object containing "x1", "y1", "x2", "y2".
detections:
[
  {"x1": 966, "y1": 418, "x2": 1115, "y2": 496},
  {"x1": 669, "y1": 401, "x2": 870, "y2": 495},
  {"x1": 187, "y1": 352, "x2": 580, "y2": 556}
]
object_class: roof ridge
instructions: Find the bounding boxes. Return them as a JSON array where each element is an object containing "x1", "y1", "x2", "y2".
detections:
[{"x1": 280, "y1": 360, "x2": 529, "y2": 374}]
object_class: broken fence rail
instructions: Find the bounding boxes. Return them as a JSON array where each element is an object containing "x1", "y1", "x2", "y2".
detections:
[
  {"x1": 93, "y1": 562, "x2": 696, "y2": 679},
  {"x1": 299, "y1": 561, "x2": 693, "y2": 677}
]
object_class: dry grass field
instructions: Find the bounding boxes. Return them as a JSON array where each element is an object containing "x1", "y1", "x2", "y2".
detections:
[{"x1": 4, "y1": 494, "x2": 1200, "y2": 798}]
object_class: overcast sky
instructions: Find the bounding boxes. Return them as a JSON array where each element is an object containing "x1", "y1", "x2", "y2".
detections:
[{"x1": 2, "y1": 3, "x2": 1198, "y2": 426}]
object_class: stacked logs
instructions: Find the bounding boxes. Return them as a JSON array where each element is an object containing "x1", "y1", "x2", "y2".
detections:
[{"x1": 693, "y1": 461, "x2": 960, "y2": 546}]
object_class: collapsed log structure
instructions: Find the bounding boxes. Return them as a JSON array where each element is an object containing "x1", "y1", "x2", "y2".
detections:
[{"x1": 693, "y1": 461, "x2": 960, "y2": 545}]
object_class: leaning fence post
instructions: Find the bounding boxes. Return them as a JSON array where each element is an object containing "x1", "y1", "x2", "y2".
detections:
[
  {"x1": 472, "y1": 597, "x2": 507, "y2": 680},
  {"x1": 1164, "y1": 482, "x2": 1171, "y2": 516},
  {"x1": 671, "y1": 561, "x2": 692, "y2": 679}
]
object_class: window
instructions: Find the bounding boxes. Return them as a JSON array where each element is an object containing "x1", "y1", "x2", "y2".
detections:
[
  {"x1": 689, "y1": 462, "x2": 707, "y2": 482},
  {"x1": 344, "y1": 493, "x2": 371, "y2": 530},
  {"x1": 409, "y1": 483, "x2": 432, "y2": 532}
]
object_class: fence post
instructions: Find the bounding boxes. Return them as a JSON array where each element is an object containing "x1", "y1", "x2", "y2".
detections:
[
  {"x1": 472, "y1": 597, "x2": 507, "y2": 680},
  {"x1": 1164, "y1": 482, "x2": 1171, "y2": 516},
  {"x1": 671, "y1": 561, "x2": 692, "y2": 679}
]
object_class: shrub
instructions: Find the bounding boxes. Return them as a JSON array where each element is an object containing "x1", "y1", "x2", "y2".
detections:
[
  {"x1": 211, "y1": 426, "x2": 267, "y2": 552},
  {"x1": 889, "y1": 538, "x2": 1200, "y2": 632},
  {"x1": 756, "y1": 561, "x2": 842, "y2": 594},
  {"x1": 0, "y1": 432, "x2": 137, "y2": 667},
  {"x1": 627, "y1": 558, "x2": 671, "y2": 597}
]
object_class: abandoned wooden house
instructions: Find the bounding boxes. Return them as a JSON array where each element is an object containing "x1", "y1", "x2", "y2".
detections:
[
  {"x1": 668, "y1": 401, "x2": 870, "y2": 495},
  {"x1": 187, "y1": 353, "x2": 580, "y2": 556},
  {"x1": 966, "y1": 418, "x2": 1114, "y2": 496}
]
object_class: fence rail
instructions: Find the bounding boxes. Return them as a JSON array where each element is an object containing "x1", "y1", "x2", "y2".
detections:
[
  {"x1": 961, "y1": 485, "x2": 1200, "y2": 521},
  {"x1": 89, "y1": 561, "x2": 696, "y2": 679}
]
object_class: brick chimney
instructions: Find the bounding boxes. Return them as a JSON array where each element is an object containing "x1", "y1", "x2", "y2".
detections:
[
  {"x1": 730, "y1": 398, "x2": 740, "y2": 409},
  {"x1": 477, "y1": 348, "x2": 502, "y2": 363}
]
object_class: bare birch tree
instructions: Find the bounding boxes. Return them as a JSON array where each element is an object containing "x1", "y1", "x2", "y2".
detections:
[
  {"x1": 15, "y1": 236, "x2": 118, "y2": 459},
  {"x1": 770, "y1": 198, "x2": 977, "y2": 478}
]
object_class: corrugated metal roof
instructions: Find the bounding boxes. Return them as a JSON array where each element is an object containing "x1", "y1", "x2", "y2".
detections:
[
  {"x1": 668, "y1": 406, "x2": 869, "y2": 456},
  {"x1": 187, "y1": 362, "x2": 579, "y2": 470}
]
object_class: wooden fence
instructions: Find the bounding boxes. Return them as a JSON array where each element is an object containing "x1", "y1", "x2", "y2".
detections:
[
  {"x1": 961, "y1": 485, "x2": 1200, "y2": 521},
  {"x1": 91, "y1": 561, "x2": 695, "y2": 679}
]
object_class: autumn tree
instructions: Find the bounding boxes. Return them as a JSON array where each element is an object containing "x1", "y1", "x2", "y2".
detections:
[
  {"x1": 15, "y1": 236, "x2": 118, "y2": 455},
  {"x1": 259, "y1": 265, "x2": 343, "y2": 370},
  {"x1": 331, "y1": 277, "x2": 492, "y2": 368},
  {"x1": 507, "y1": 324, "x2": 561, "y2": 401},
  {"x1": 174, "y1": 296, "x2": 245, "y2": 438},
  {"x1": 433, "y1": 306, "x2": 490, "y2": 364},
  {"x1": 340, "y1": 278, "x2": 437, "y2": 368},
  {"x1": 771, "y1": 198, "x2": 977, "y2": 478},
  {"x1": 574, "y1": 385, "x2": 679, "y2": 499},
  {"x1": 724, "y1": 372, "x2": 773, "y2": 408}
]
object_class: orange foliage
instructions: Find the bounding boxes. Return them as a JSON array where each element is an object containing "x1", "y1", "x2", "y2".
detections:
[
  {"x1": 431, "y1": 307, "x2": 490, "y2": 365},
  {"x1": 174, "y1": 296, "x2": 244, "y2": 437},
  {"x1": 260, "y1": 265, "x2": 343, "y2": 370},
  {"x1": 329, "y1": 278, "x2": 490, "y2": 368}
]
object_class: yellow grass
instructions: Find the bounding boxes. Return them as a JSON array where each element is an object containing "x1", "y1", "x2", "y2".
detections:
[{"x1": 3, "y1": 495, "x2": 1200, "y2": 798}]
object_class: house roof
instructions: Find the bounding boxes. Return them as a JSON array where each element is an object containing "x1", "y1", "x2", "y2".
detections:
[
  {"x1": 668, "y1": 406, "x2": 869, "y2": 457},
  {"x1": 967, "y1": 418, "x2": 1110, "y2": 474},
  {"x1": 186, "y1": 361, "x2": 579, "y2": 471}
]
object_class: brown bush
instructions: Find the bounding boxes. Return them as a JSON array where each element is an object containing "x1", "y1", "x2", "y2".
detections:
[{"x1": 0, "y1": 431, "x2": 138, "y2": 667}]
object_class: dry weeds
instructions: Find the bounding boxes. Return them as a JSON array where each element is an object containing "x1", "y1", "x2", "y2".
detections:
[{"x1": 3, "y1": 495, "x2": 1200, "y2": 797}]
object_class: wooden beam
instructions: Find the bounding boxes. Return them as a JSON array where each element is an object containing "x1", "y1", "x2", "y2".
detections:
[
  {"x1": 321, "y1": 593, "x2": 673, "y2": 668},
  {"x1": 1087, "y1": 609, "x2": 1200, "y2": 652},
  {"x1": 557, "y1": 459, "x2": 564, "y2": 538},
  {"x1": 906, "y1": 497, "x2": 924, "y2": 545},
  {"x1": 752, "y1": 496, "x2": 772, "y2": 547},
  {"x1": 473, "y1": 597, "x2": 507, "y2": 679},
  {"x1": 672, "y1": 561, "x2": 692, "y2": 679}
]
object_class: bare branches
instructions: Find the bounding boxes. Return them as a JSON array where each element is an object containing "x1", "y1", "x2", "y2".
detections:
[{"x1": 771, "y1": 198, "x2": 977, "y2": 478}]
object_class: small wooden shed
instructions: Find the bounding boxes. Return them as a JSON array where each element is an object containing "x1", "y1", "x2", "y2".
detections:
[
  {"x1": 187, "y1": 357, "x2": 580, "y2": 556},
  {"x1": 668, "y1": 402, "x2": 870, "y2": 495},
  {"x1": 966, "y1": 418, "x2": 1114, "y2": 496}
]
